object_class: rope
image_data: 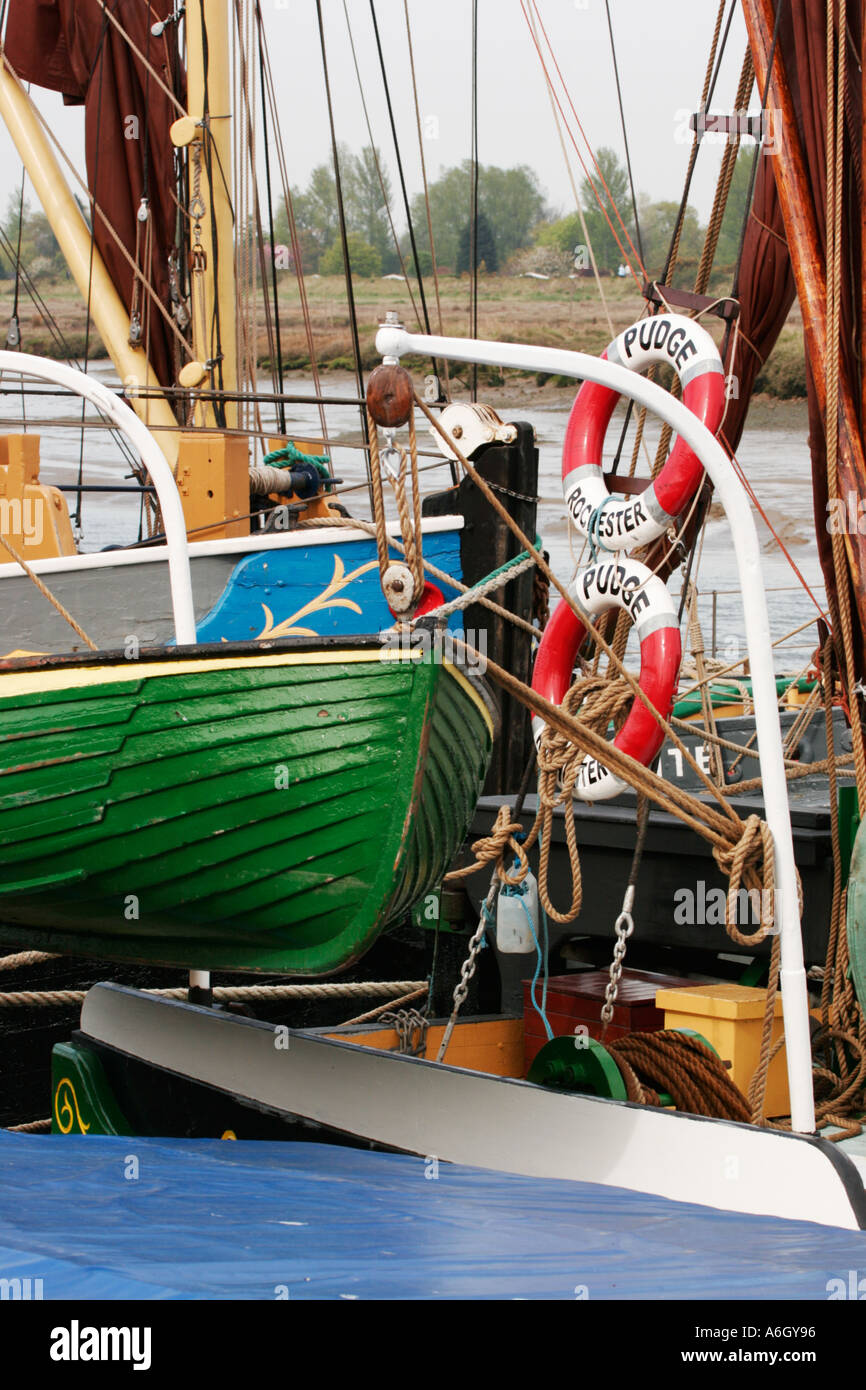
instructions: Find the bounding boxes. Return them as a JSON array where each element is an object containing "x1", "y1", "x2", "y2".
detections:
[
  {"x1": 687, "y1": 581, "x2": 726, "y2": 785},
  {"x1": 424, "y1": 549, "x2": 537, "y2": 620},
  {"x1": 0, "y1": 980, "x2": 427, "y2": 1010},
  {"x1": 0, "y1": 950, "x2": 60, "y2": 972},
  {"x1": 811, "y1": 636, "x2": 866, "y2": 1131},
  {"x1": 748, "y1": 934, "x2": 781, "y2": 1124},
  {"x1": 650, "y1": 44, "x2": 755, "y2": 480},
  {"x1": 255, "y1": 17, "x2": 331, "y2": 449},
  {"x1": 416, "y1": 391, "x2": 743, "y2": 834},
  {"x1": 712, "y1": 813, "x2": 776, "y2": 947},
  {"x1": 822, "y1": 0, "x2": 866, "y2": 801},
  {"x1": 718, "y1": 754, "x2": 855, "y2": 797},
  {"x1": 366, "y1": 409, "x2": 425, "y2": 602},
  {"x1": 606, "y1": 1030, "x2": 752, "y2": 1122},
  {"x1": 445, "y1": 804, "x2": 529, "y2": 886},
  {"x1": 339, "y1": 986, "x2": 428, "y2": 1027},
  {"x1": 6, "y1": 1118, "x2": 51, "y2": 1133},
  {"x1": 525, "y1": 3, "x2": 615, "y2": 340},
  {"x1": 0, "y1": 534, "x2": 97, "y2": 650},
  {"x1": 296, "y1": 515, "x2": 539, "y2": 638}
]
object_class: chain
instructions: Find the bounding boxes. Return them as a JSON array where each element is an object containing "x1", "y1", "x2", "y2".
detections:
[
  {"x1": 600, "y1": 794, "x2": 650, "y2": 1028},
  {"x1": 435, "y1": 883, "x2": 499, "y2": 1062},
  {"x1": 189, "y1": 142, "x2": 209, "y2": 372},
  {"x1": 484, "y1": 478, "x2": 537, "y2": 505},
  {"x1": 378, "y1": 1007, "x2": 428, "y2": 1056},
  {"x1": 600, "y1": 884, "x2": 636, "y2": 1025}
]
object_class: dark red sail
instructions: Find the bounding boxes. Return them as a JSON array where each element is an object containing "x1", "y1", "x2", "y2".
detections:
[
  {"x1": 737, "y1": 0, "x2": 866, "y2": 674},
  {"x1": 4, "y1": 0, "x2": 185, "y2": 391}
]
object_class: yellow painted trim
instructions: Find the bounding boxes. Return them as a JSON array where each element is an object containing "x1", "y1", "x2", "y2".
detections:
[
  {"x1": 0, "y1": 645, "x2": 424, "y2": 699},
  {"x1": 443, "y1": 660, "x2": 494, "y2": 736},
  {"x1": 0, "y1": 646, "x2": 493, "y2": 737}
]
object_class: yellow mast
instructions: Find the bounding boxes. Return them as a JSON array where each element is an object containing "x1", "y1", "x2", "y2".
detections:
[
  {"x1": 173, "y1": 0, "x2": 238, "y2": 430},
  {"x1": 0, "y1": 52, "x2": 180, "y2": 464}
]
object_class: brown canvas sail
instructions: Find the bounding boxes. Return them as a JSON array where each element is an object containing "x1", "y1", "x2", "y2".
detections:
[{"x1": 3, "y1": 0, "x2": 185, "y2": 391}]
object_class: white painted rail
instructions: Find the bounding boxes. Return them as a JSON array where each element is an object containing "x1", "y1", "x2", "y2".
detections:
[
  {"x1": 0, "y1": 353, "x2": 196, "y2": 644},
  {"x1": 376, "y1": 323, "x2": 817, "y2": 1135}
]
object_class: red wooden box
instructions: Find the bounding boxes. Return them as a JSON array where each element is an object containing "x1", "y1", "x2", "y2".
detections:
[{"x1": 522, "y1": 968, "x2": 692, "y2": 1074}]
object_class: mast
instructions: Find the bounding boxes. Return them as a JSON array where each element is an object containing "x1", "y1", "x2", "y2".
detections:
[
  {"x1": 172, "y1": 0, "x2": 238, "y2": 430},
  {"x1": 741, "y1": 0, "x2": 866, "y2": 636},
  {"x1": 0, "y1": 53, "x2": 180, "y2": 464}
]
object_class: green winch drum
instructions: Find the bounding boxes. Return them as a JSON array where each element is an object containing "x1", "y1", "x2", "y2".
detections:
[{"x1": 527, "y1": 1028, "x2": 719, "y2": 1103}]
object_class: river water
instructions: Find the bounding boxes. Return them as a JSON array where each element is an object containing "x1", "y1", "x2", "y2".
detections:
[{"x1": 0, "y1": 364, "x2": 825, "y2": 674}]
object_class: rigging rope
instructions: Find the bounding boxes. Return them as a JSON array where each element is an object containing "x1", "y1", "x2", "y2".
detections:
[{"x1": 0, "y1": 534, "x2": 97, "y2": 650}]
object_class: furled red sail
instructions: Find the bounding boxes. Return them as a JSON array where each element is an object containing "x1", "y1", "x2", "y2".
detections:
[
  {"x1": 735, "y1": 1, "x2": 866, "y2": 676},
  {"x1": 4, "y1": 0, "x2": 185, "y2": 392}
]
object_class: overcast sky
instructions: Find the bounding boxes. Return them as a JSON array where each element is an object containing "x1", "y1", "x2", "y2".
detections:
[{"x1": 0, "y1": 0, "x2": 753, "y2": 232}]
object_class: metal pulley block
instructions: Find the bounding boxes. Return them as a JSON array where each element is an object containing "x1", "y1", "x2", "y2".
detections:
[{"x1": 430, "y1": 402, "x2": 517, "y2": 462}]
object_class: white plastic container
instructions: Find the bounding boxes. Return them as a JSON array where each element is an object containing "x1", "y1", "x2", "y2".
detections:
[{"x1": 496, "y1": 871, "x2": 540, "y2": 954}]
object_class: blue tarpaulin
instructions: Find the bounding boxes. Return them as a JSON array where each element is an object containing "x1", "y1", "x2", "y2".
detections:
[{"x1": 1, "y1": 1130, "x2": 865, "y2": 1299}]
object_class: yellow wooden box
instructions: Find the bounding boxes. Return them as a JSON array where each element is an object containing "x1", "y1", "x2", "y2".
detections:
[{"x1": 655, "y1": 983, "x2": 789, "y2": 1118}]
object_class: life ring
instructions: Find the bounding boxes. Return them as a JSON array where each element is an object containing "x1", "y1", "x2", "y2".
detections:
[
  {"x1": 531, "y1": 556, "x2": 681, "y2": 802},
  {"x1": 563, "y1": 313, "x2": 725, "y2": 550}
]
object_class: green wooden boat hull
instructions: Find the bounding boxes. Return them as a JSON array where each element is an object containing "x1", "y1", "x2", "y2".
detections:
[{"x1": 0, "y1": 637, "x2": 494, "y2": 974}]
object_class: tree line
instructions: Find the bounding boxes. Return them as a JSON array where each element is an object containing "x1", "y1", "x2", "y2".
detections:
[
  {"x1": 0, "y1": 144, "x2": 755, "y2": 285},
  {"x1": 275, "y1": 142, "x2": 755, "y2": 282}
]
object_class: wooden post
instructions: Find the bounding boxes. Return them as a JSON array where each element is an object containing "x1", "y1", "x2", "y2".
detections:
[{"x1": 423, "y1": 423, "x2": 539, "y2": 795}]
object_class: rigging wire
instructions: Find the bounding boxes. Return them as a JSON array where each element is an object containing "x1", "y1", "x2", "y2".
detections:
[
  {"x1": 403, "y1": 0, "x2": 450, "y2": 393},
  {"x1": 316, "y1": 0, "x2": 372, "y2": 506},
  {"x1": 255, "y1": 22, "x2": 331, "y2": 453},
  {"x1": 256, "y1": 9, "x2": 285, "y2": 435},
  {"x1": 7, "y1": 164, "x2": 27, "y2": 428},
  {"x1": 73, "y1": 3, "x2": 113, "y2": 537},
  {"x1": 368, "y1": 0, "x2": 432, "y2": 336},
  {"x1": 367, "y1": 0, "x2": 443, "y2": 390},
  {"x1": 470, "y1": 0, "x2": 479, "y2": 401},
  {"x1": 341, "y1": 0, "x2": 424, "y2": 331},
  {"x1": 604, "y1": 0, "x2": 644, "y2": 269},
  {"x1": 520, "y1": 0, "x2": 645, "y2": 285},
  {"x1": 527, "y1": 0, "x2": 646, "y2": 278}
]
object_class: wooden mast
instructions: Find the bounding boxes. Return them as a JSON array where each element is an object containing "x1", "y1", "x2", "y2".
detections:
[
  {"x1": 171, "y1": 0, "x2": 238, "y2": 430},
  {"x1": 741, "y1": 0, "x2": 866, "y2": 649}
]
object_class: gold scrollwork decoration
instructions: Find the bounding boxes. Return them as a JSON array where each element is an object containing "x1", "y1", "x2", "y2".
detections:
[
  {"x1": 256, "y1": 556, "x2": 379, "y2": 640},
  {"x1": 53, "y1": 1076, "x2": 91, "y2": 1134}
]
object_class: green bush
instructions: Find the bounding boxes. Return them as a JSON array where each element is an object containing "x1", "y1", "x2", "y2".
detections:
[{"x1": 319, "y1": 235, "x2": 382, "y2": 279}]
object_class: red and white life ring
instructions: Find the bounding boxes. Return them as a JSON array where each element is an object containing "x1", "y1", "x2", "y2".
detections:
[
  {"x1": 531, "y1": 556, "x2": 681, "y2": 802},
  {"x1": 563, "y1": 313, "x2": 725, "y2": 550}
]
